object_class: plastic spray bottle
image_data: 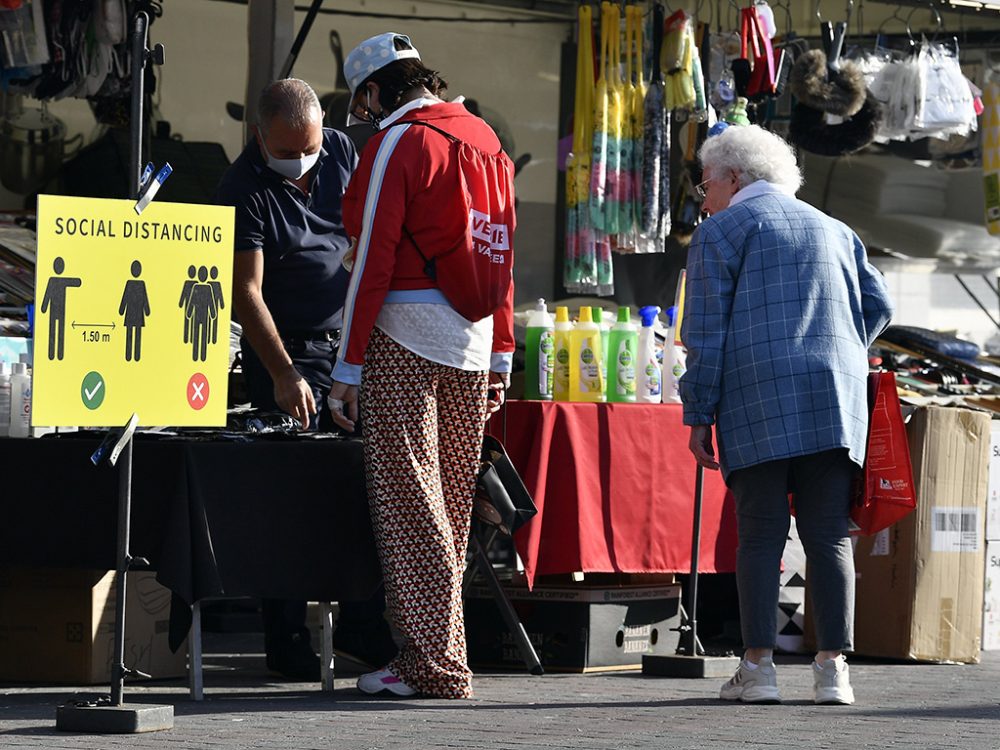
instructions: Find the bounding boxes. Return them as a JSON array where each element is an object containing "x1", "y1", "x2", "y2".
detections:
[
  {"x1": 524, "y1": 299, "x2": 555, "y2": 400},
  {"x1": 9, "y1": 362, "x2": 30, "y2": 438},
  {"x1": 606, "y1": 307, "x2": 638, "y2": 402},
  {"x1": 662, "y1": 306, "x2": 687, "y2": 404},
  {"x1": 569, "y1": 307, "x2": 605, "y2": 402},
  {"x1": 636, "y1": 306, "x2": 662, "y2": 403},
  {"x1": 0, "y1": 362, "x2": 10, "y2": 437},
  {"x1": 553, "y1": 306, "x2": 572, "y2": 401}
]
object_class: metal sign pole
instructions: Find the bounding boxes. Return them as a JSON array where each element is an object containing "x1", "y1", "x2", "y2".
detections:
[
  {"x1": 109, "y1": 436, "x2": 134, "y2": 707},
  {"x1": 641, "y1": 460, "x2": 740, "y2": 679},
  {"x1": 56, "y1": 11, "x2": 172, "y2": 734}
]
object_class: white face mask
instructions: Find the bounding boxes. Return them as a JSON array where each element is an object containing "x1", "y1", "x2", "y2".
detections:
[{"x1": 260, "y1": 138, "x2": 320, "y2": 181}]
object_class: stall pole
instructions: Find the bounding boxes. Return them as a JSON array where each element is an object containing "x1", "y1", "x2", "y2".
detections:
[
  {"x1": 641, "y1": 463, "x2": 739, "y2": 679},
  {"x1": 55, "y1": 11, "x2": 172, "y2": 734}
]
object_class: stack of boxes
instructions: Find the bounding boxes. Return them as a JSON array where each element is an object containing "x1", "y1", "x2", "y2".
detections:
[
  {"x1": 850, "y1": 406, "x2": 990, "y2": 663},
  {"x1": 807, "y1": 406, "x2": 992, "y2": 662}
]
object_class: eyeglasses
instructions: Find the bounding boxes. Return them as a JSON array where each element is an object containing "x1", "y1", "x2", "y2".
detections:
[{"x1": 694, "y1": 179, "x2": 711, "y2": 200}]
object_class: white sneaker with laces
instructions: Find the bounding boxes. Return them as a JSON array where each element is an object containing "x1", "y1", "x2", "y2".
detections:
[
  {"x1": 813, "y1": 657, "x2": 855, "y2": 705},
  {"x1": 719, "y1": 657, "x2": 781, "y2": 703},
  {"x1": 357, "y1": 668, "x2": 417, "y2": 697}
]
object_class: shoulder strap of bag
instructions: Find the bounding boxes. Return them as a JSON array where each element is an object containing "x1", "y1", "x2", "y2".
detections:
[
  {"x1": 382, "y1": 116, "x2": 509, "y2": 283},
  {"x1": 380, "y1": 119, "x2": 461, "y2": 280}
]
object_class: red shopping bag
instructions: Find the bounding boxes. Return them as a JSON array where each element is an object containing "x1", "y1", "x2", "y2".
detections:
[{"x1": 851, "y1": 371, "x2": 917, "y2": 535}]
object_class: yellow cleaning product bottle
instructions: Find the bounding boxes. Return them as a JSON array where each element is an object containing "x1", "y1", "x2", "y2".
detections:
[
  {"x1": 553, "y1": 306, "x2": 572, "y2": 401},
  {"x1": 569, "y1": 306, "x2": 605, "y2": 402}
]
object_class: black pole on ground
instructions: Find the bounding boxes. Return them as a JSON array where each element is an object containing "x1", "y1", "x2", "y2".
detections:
[
  {"x1": 641, "y1": 461, "x2": 740, "y2": 678},
  {"x1": 685, "y1": 464, "x2": 704, "y2": 658},
  {"x1": 56, "y1": 12, "x2": 172, "y2": 733},
  {"x1": 109, "y1": 437, "x2": 135, "y2": 707}
]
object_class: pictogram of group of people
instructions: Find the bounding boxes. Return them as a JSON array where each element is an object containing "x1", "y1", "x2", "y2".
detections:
[
  {"x1": 40, "y1": 257, "x2": 225, "y2": 364},
  {"x1": 179, "y1": 265, "x2": 225, "y2": 362}
]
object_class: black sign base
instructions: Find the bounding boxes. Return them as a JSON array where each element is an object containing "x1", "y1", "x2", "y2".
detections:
[
  {"x1": 642, "y1": 653, "x2": 741, "y2": 679},
  {"x1": 56, "y1": 703, "x2": 174, "y2": 734}
]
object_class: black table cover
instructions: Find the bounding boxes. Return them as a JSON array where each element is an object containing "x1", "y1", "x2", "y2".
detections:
[{"x1": 0, "y1": 434, "x2": 382, "y2": 650}]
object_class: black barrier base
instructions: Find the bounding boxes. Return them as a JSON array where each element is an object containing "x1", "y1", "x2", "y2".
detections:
[
  {"x1": 56, "y1": 704, "x2": 174, "y2": 734},
  {"x1": 641, "y1": 653, "x2": 741, "y2": 679}
]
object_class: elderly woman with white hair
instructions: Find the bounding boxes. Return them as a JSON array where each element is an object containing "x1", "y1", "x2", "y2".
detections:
[{"x1": 679, "y1": 125, "x2": 893, "y2": 705}]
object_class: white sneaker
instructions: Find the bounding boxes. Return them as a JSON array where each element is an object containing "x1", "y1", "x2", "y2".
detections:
[
  {"x1": 719, "y1": 657, "x2": 781, "y2": 703},
  {"x1": 813, "y1": 657, "x2": 855, "y2": 705},
  {"x1": 357, "y1": 668, "x2": 417, "y2": 697}
]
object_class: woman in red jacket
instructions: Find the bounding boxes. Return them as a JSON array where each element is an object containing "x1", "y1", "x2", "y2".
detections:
[{"x1": 328, "y1": 32, "x2": 515, "y2": 699}]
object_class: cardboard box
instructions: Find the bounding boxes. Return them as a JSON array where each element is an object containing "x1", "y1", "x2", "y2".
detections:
[
  {"x1": 465, "y1": 584, "x2": 681, "y2": 673},
  {"x1": 852, "y1": 406, "x2": 989, "y2": 663},
  {"x1": 0, "y1": 567, "x2": 187, "y2": 684},
  {"x1": 984, "y1": 541, "x2": 1000, "y2": 651},
  {"x1": 987, "y1": 424, "x2": 1000, "y2": 541}
]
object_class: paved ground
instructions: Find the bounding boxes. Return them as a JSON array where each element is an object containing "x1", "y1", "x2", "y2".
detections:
[{"x1": 2, "y1": 637, "x2": 998, "y2": 750}]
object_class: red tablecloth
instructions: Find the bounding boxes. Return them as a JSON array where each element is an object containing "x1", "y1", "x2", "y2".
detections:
[{"x1": 493, "y1": 401, "x2": 737, "y2": 587}]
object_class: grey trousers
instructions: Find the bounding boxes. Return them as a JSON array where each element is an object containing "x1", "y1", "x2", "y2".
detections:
[{"x1": 727, "y1": 448, "x2": 856, "y2": 652}]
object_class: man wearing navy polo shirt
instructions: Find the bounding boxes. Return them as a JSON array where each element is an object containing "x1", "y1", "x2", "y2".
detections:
[{"x1": 216, "y1": 78, "x2": 395, "y2": 680}]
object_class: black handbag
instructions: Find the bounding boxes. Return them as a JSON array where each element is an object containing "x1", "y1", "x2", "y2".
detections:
[{"x1": 473, "y1": 406, "x2": 537, "y2": 536}]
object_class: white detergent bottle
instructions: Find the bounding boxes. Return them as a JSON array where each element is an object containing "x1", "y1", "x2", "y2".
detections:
[
  {"x1": 636, "y1": 306, "x2": 662, "y2": 403},
  {"x1": 0, "y1": 362, "x2": 11, "y2": 437},
  {"x1": 662, "y1": 306, "x2": 686, "y2": 404},
  {"x1": 9, "y1": 362, "x2": 30, "y2": 438},
  {"x1": 524, "y1": 299, "x2": 555, "y2": 400}
]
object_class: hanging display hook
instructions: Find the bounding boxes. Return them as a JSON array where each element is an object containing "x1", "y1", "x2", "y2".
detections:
[{"x1": 906, "y1": 1, "x2": 943, "y2": 44}]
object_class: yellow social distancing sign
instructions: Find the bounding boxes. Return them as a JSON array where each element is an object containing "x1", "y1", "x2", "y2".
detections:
[{"x1": 33, "y1": 195, "x2": 235, "y2": 427}]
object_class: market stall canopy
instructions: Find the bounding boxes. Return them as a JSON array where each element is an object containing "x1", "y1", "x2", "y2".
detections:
[{"x1": 799, "y1": 151, "x2": 1000, "y2": 273}]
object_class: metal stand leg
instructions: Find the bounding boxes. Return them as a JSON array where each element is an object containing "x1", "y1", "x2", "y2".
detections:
[
  {"x1": 188, "y1": 601, "x2": 203, "y2": 701},
  {"x1": 469, "y1": 534, "x2": 544, "y2": 676},
  {"x1": 319, "y1": 602, "x2": 335, "y2": 694}
]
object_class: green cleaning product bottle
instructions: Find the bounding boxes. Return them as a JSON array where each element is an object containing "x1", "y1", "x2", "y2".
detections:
[
  {"x1": 607, "y1": 306, "x2": 638, "y2": 402},
  {"x1": 524, "y1": 298, "x2": 555, "y2": 400},
  {"x1": 723, "y1": 96, "x2": 751, "y2": 126},
  {"x1": 592, "y1": 306, "x2": 610, "y2": 400},
  {"x1": 569, "y1": 306, "x2": 605, "y2": 402},
  {"x1": 553, "y1": 306, "x2": 572, "y2": 401}
]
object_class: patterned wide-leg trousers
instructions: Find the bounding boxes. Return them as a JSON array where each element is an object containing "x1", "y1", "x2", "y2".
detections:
[{"x1": 360, "y1": 329, "x2": 489, "y2": 698}]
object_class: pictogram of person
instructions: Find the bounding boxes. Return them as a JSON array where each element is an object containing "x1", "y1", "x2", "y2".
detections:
[
  {"x1": 209, "y1": 266, "x2": 225, "y2": 344},
  {"x1": 186, "y1": 265, "x2": 217, "y2": 362},
  {"x1": 40, "y1": 256, "x2": 82, "y2": 361},
  {"x1": 120, "y1": 260, "x2": 151, "y2": 362},
  {"x1": 179, "y1": 265, "x2": 197, "y2": 343}
]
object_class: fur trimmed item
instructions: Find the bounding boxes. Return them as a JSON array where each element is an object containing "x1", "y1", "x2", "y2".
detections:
[
  {"x1": 789, "y1": 91, "x2": 883, "y2": 156},
  {"x1": 790, "y1": 49, "x2": 867, "y2": 118}
]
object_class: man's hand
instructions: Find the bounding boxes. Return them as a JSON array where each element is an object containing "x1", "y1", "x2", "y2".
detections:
[
  {"x1": 487, "y1": 371, "x2": 510, "y2": 418},
  {"x1": 688, "y1": 424, "x2": 720, "y2": 471},
  {"x1": 274, "y1": 369, "x2": 316, "y2": 430},
  {"x1": 327, "y1": 380, "x2": 359, "y2": 432}
]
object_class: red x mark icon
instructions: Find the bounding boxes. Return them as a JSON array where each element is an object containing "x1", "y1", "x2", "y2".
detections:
[{"x1": 187, "y1": 373, "x2": 210, "y2": 410}]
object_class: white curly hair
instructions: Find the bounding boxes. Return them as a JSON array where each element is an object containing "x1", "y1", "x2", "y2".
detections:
[{"x1": 698, "y1": 124, "x2": 802, "y2": 194}]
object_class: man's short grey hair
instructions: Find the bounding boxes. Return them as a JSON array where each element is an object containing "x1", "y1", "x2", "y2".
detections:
[
  {"x1": 257, "y1": 78, "x2": 322, "y2": 136},
  {"x1": 698, "y1": 125, "x2": 802, "y2": 194}
]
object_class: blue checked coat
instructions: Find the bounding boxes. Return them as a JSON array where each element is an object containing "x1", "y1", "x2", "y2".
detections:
[{"x1": 679, "y1": 184, "x2": 893, "y2": 479}]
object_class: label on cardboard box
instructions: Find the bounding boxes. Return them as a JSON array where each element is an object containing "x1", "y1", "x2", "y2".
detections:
[
  {"x1": 871, "y1": 528, "x2": 890, "y2": 556},
  {"x1": 984, "y1": 541, "x2": 1000, "y2": 650},
  {"x1": 988, "y1": 426, "x2": 1000, "y2": 540},
  {"x1": 931, "y1": 506, "x2": 981, "y2": 553}
]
